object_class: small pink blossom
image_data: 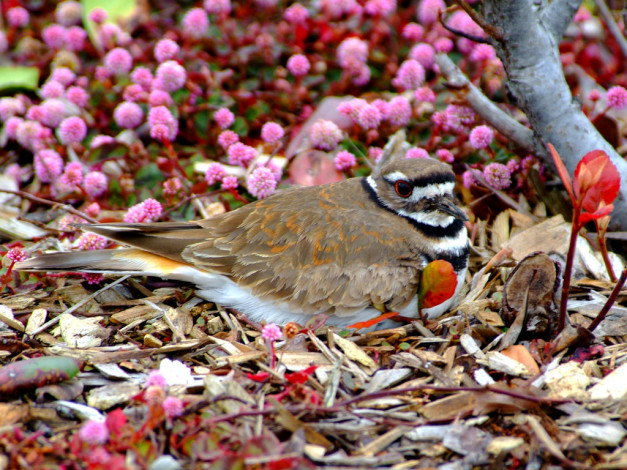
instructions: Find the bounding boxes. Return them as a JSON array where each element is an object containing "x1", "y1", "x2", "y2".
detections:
[
  {"x1": 261, "y1": 323, "x2": 283, "y2": 342},
  {"x1": 408, "y1": 43, "x2": 436, "y2": 70},
  {"x1": 357, "y1": 104, "x2": 382, "y2": 130},
  {"x1": 218, "y1": 130, "x2": 239, "y2": 149},
  {"x1": 337, "y1": 37, "x2": 368, "y2": 68},
  {"x1": 204, "y1": 0, "x2": 232, "y2": 14},
  {"x1": 286, "y1": 54, "x2": 310, "y2": 77},
  {"x1": 402, "y1": 23, "x2": 424, "y2": 41},
  {"x1": 414, "y1": 87, "x2": 436, "y2": 103},
  {"x1": 364, "y1": 0, "x2": 396, "y2": 17},
  {"x1": 386, "y1": 96, "x2": 411, "y2": 127},
  {"x1": 90, "y1": 135, "x2": 115, "y2": 148},
  {"x1": 221, "y1": 175, "x2": 238, "y2": 190},
  {"x1": 131, "y1": 67, "x2": 154, "y2": 91},
  {"x1": 79, "y1": 420, "x2": 109, "y2": 445},
  {"x1": 247, "y1": 167, "x2": 277, "y2": 199},
  {"x1": 6, "y1": 247, "x2": 27, "y2": 263},
  {"x1": 154, "y1": 61, "x2": 186, "y2": 92},
  {"x1": 114, "y1": 102, "x2": 144, "y2": 129},
  {"x1": 88, "y1": 7, "x2": 108, "y2": 24},
  {"x1": 587, "y1": 89, "x2": 602, "y2": 102},
  {"x1": 227, "y1": 142, "x2": 257, "y2": 167},
  {"x1": 104, "y1": 48, "x2": 133, "y2": 76},
  {"x1": 55, "y1": 1, "x2": 82, "y2": 26},
  {"x1": 462, "y1": 170, "x2": 476, "y2": 189},
  {"x1": 124, "y1": 199, "x2": 162, "y2": 223},
  {"x1": 149, "y1": 90, "x2": 173, "y2": 107},
  {"x1": 7, "y1": 7, "x2": 30, "y2": 28},
  {"x1": 154, "y1": 38, "x2": 180, "y2": 63},
  {"x1": 85, "y1": 202, "x2": 101, "y2": 217},
  {"x1": 64, "y1": 26, "x2": 87, "y2": 51},
  {"x1": 77, "y1": 233, "x2": 108, "y2": 251},
  {"x1": 182, "y1": 8, "x2": 209, "y2": 39},
  {"x1": 4, "y1": 117, "x2": 23, "y2": 140},
  {"x1": 436, "y1": 149, "x2": 454, "y2": 163},
  {"x1": 66, "y1": 86, "x2": 89, "y2": 107},
  {"x1": 417, "y1": 0, "x2": 445, "y2": 25},
  {"x1": 406, "y1": 147, "x2": 429, "y2": 159},
  {"x1": 369, "y1": 147, "x2": 383, "y2": 162},
  {"x1": 84, "y1": 171, "x2": 108, "y2": 197},
  {"x1": 146, "y1": 371, "x2": 168, "y2": 388},
  {"x1": 469, "y1": 125, "x2": 494, "y2": 149},
  {"x1": 334, "y1": 150, "x2": 356, "y2": 171},
  {"x1": 162, "y1": 396, "x2": 184, "y2": 418},
  {"x1": 148, "y1": 106, "x2": 178, "y2": 141},
  {"x1": 433, "y1": 37, "x2": 453, "y2": 53},
  {"x1": 261, "y1": 122, "x2": 284, "y2": 143},
  {"x1": 0, "y1": 97, "x2": 25, "y2": 122},
  {"x1": 58, "y1": 116, "x2": 87, "y2": 144},
  {"x1": 470, "y1": 44, "x2": 496, "y2": 62},
  {"x1": 61, "y1": 162, "x2": 84, "y2": 186},
  {"x1": 34, "y1": 149, "x2": 64, "y2": 183},
  {"x1": 84, "y1": 273, "x2": 104, "y2": 284},
  {"x1": 123, "y1": 84, "x2": 145, "y2": 102},
  {"x1": 284, "y1": 3, "x2": 309, "y2": 23},
  {"x1": 214, "y1": 108, "x2": 235, "y2": 129},
  {"x1": 39, "y1": 98, "x2": 67, "y2": 127},
  {"x1": 606, "y1": 86, "x2": 627, "y2": 109},
  {"x1": 310, "y1": 119, "x2": 343, "y2": 151},
  {"x1": 483, "y1": 162, "x2": 511, "y2": 189},
  {"x1": 394, "y1": 59, "x2": 425, "y2": 90},
  {"x1": 41, "y1": 81, "x2": 65, "y2": 99},
  {"x1": 163, "y1": 177, "x2": 183, "y2": 196},
  {"x1": 205, "y1": 162, "x2": 228, "y2": 185}
]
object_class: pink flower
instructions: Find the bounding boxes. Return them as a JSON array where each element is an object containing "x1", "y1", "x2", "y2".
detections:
[
  {"x1": 369, "y1": 146, "x2": 383, "y2": 162},
  {"x1": 4, "y1": 117, "x2": 23, "y2": 140},
  {"x1": 17, "y1": 121, "x2": 48, "y2": 151},
  {"x1": 65, "y1": 26, "x2": 87, "y2": 51},
  {"x1": 247, "y1": 167, "x2": 277, "y2": 199},
  {"x1": 34, "y1": 149, "x2": 64, "y2": 183},
  {"x1": 414, "y1": 87, "x2": 436, "y2": 103},
  {"x1": 444, "y1": 104, "x2": 475, "y2": 132},
  {"x1": 406, "y1": 147, "x2": 429, "y2": 159},
  {"x1": 85, "y1": 272, "x2": 104, "y2": 285},
  {"x1": 365, "y1": 0, "x2": 396, "y2": 16},
  {"x1": 6, "y1": 247, "x2": 27, "y2": 263},
  {"x1": 337, "y1": 37, "x2": 368, "y2": 68},
  {"x1": 84, "y1": 171, "x2": 108, "y2": 197},
  {"x1": 39, "y1": 99, "x2": 67, "y2": 127},
  {"x1": 402, "y1": 23, "x2": 424, "y2": 41},
  {"x1": 205, "y1": 162, "x2": 228, "y2": 185},
  {"x1": 104, "y1": 48, "x2": 133, "y2": 76},
  {"x1": 469, "y1": 125, "x2": 494, "y2": 149},
  {"x1": 131, "y1": 67, "x2": 154, "y2": 91},
  {"x1": 123, "y1": 84, "x2": 144, "y2": 102},
  {"x1": 149, "y1": 90, "x2": 173, "y2": 107},
  {"x1": 436, "y1": 149, "x2": 454, "y2": 163},
  {"x1": 7, "y1": 7, "x2": 30, "y2": 28},
  {"x1": 394, "y1": 59, "x2": 425, "y2": 90},
  {"x1": 337, "y1": 98, "x2": 366, "y2": 121},
  {"x1": 88, "y1": 7, "x2": 108, "y2": 24},
  {"x1": 148, "y1": 106, "x2": 178, "y2": 141},
  {"x1": 286, "y1": 54, "x2": 310, "y2": 77},
  {"x1": 506, "y1": 159, "x2": 519, "y2": 173},
  {"x1": 218, "y1": 130, "x2": 239, "y2": 149},
  {"x1": 163, "y1": 177, "x2": 183, "y2": 196},
  {"x1": 41, "y1": 81, "x2": 65, "y2": 99},
  {"x1": 334, "y1": 150, "x2": 356, "y2": 171},
  {"x1": 227, "y1": 142, "x2": 257, "y2": 166},
  {"x1": 154, "y1": 61, "x2": 186, "y2": 92},
  {"x1": 58, "y1": 116, "x2": 87, "y2": 144},
  {"x1": 182, "y1": 8, "x2": 209, "y2": 39},
  {"x1": 386, "y1": 96, "x2": 412, "y2": 127},
  {"x1": 261, "y1": 323, "x2": 282, "y2": 341},
  {"x1": 77, "y1": 233, "x2": 108, "y2": 251},
  {"x1": 90, "y1": 135, "x2": 115, "y2": 148},
  {"x1": 79, "y1": 420, "x2": 109, "y2": 445},
  {"x1": 221, "y1": 175, "x2": 238, "y2": 190},
  {"x1": 66, "y1": 86, "x2": 89, "y2": 107},
  {"x1": 162, "y1": 396, "x2": 184, "y2": 418},
  {"x1": 114, "y1": 102, "x2": 144, "y2": 129},
  {"x1": 408, "y1": 43, "x2": 435, "y2": 69},
  {"x1": 284, "y1": 3, "x2": 308, "y2": 23},
  {"x1": 470, "y1": 44, "x2": 496, "y2": 62},
  {"x1": 357, "y1": 104, "x2": 381, "y2": 130},
  {"x1": 55, "y1": 1, "x2": 82, "y2": 26},
  {"x1": 85, "y1": 202, "x2": 101, "y2": 217},
  {"x1": 261, "y1": 122, "x2": 284, "y2": 143},
  {"x1": 146, "y1": 371, "x2": 168, "y2": 388},
  {"x1": 61, "y1": 162, "x2": 84, "y2": 186},
  {"x1": 309, "y1": 119, "x2": 343, "y2": 151},
  {"x1": 214, "y1": 108, "x2": 234, "y2": 129},
  {"x1": 204, "y1": 0, "x2": 232, "y2": 14},
  {"x1": 606, "y1": 86, "x2": 627, "y2": 109},
  {"x1": 0, "y1": 97, "x2": 25, "y2": 122},
  {"x1": 483, "y1": 162, "x2": 511, "y2": 189},
  {"x1": 124, "y1": 199, "x2": 162, "y2": 223},
  {"x1": 154, "y1": 39, "x2": 180, "y2": 63},
  {"x1": 462, "y1": 170, "x2": 476, "y2": 189},
  {"x1": 588, "y1": 89, "x2": 602, "y2": 102},
  {"x1": 417, "y1": 0, "x2": 445, "y2": 25},
  {"x1": 433, "y1": 37, "x2": 453, "y2": 53}
]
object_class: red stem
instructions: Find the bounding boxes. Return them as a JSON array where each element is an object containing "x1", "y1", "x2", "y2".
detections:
[
  {"x1": 597, "y1": 232, "x2": 617, "y2": 282},
  {"x1": 587, "y1": 268, "x2": 627, "y2": 332},
  {"x1": 558, "y1": 209, "x2": 581, "y2": 332}
]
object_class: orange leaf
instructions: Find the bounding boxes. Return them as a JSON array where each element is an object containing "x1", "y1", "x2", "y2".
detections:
[
  {"x1": 547, "y1": 143, "x2": 575, "y2": 204},
  {"x1": 347, "y1": 311, "x2": 400, "y2": 330},
  {"x1": 419, "y1": 260, "x2": 457, "y2": 308},
  {"x1": 501, "y1": 345, "x2": 540, "y2": 375}
]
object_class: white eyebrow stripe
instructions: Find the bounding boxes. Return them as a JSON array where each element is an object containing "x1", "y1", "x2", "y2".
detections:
[
  {"x1": 408, "y1": 181, "x2": 455, "y2": 201},
  {"x1": 383, "y1": 171, "x2": 409, "y2": 183}
]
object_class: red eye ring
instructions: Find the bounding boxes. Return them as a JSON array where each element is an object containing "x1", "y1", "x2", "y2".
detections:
[{"x1": 394, "y1": 180, "x2": 412, "y2": 198}]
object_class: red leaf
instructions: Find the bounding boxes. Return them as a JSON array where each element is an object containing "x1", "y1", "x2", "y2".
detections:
[
  {"x1": 346, "y1": 311, "x2": 400, "y2": 330},
  {"x1": 547, "y1": 143, "x2": 575, "y2": 203},
  {"x1": 574, "y1": 150, "x2": 620, "y2": 213},
  {"x1": 106, "y1": 408, "x2": 127, "y2": 435},
  {"x1": 246, "y1": 371, "x2": 270, "y2": 382},
  {"x1": 579, "y1": 203, "x2": 614, "y2": 224},
  {"x1": 419, "y1": 260, "x2": 458, "y2": 308},
  {"x1": 285, "y1": 365, "x2": 318, "y2": 385}
]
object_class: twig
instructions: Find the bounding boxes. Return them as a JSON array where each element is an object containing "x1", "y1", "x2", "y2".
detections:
[
  {"x1": 28, "y1": 275, "x2": 131, "y2": 336},
  {"x1": 586, "y1": 268, "x2": 627, "y2": 332},
  {"x1": 594, "y1": 0, "x2": 627, "y2": 59},
  {"x1": 451, "y1": 0, "x2": 503, "y2": 40},
  {"x1": 438, "y1": 8, "x2": 492, "y2": 44},
  {"x1": 0, "y1": 189, "x2": 99, "y2": 224}
]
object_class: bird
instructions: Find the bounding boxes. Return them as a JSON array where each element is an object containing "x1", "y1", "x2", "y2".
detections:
[{"x1": 16, "y1": 157, "x2": 469, "y2": 330}]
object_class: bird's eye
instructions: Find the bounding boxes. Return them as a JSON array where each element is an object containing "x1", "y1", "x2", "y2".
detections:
[{"x1": 394, "y1": 180, "x2": 412, "y2": 198}]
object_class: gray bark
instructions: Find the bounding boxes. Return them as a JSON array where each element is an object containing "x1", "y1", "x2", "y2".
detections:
[{"x1": 478, "y1": 0, "x2": 627, "y2": 231}]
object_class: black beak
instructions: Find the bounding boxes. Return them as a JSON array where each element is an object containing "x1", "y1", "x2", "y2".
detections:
[{"x1": 432, "y1": 196, "x2": 468, "y2": 221}]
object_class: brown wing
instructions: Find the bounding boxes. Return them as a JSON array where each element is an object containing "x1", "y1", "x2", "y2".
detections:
[{"x1": 184, "y1": 179, "x2": 424, "y2": 316}]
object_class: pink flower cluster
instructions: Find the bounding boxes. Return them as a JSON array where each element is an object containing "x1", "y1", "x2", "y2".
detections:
[{"x1": 124, "y1": 199, "x2": 163, "y2": 223}]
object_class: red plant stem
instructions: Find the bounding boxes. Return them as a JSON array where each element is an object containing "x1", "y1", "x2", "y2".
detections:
[
  {"x1": 558, "y1": 209, "x2": 581, "y2": 332},
  {"x1": 587, "y1": 268, "x2": 627, "y2": 332},
  {"x1": 597, "y1": 232, "x2": 617, "y2": 282}
]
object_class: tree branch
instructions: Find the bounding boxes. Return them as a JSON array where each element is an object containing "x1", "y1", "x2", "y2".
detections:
[
  {"x1": 482, "y1": 0, "x2": 627, "y2": 232},
  {"x1": 541, "y1": 0, "x2": 583, "y2": 40},
  {"x1": 594, "y1": 0, "x2": 627, "y2": 59}
]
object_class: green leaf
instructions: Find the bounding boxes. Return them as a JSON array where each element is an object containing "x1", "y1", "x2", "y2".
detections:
[
  {"x1": 81, "y1": 0, "x2": 139, "y2": 47},
  {"x1": 135, "y1": 163, "x2": 165, "y2": 188},
  {"x1": 0, "y1": 356, "x2": 82, "y2": 394},
  {"x1": 0, "y1": 66, "x2": 40, "y2": 92}
]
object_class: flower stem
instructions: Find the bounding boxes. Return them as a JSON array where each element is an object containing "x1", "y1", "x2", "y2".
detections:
[
  {"x1": 597, "y1": 232, "x2": 617, "y2": 282},
  {"x1": 587, "y1": 268, "x2": 627, "y2": 332},
  {"x1": 558, "y1": 211, "x2": 581, "y2": 332}
]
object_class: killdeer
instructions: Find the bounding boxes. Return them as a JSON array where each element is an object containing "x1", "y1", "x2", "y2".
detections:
[{"x1": 16, "y1": 157, "x2": 469, "y2": 330}]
